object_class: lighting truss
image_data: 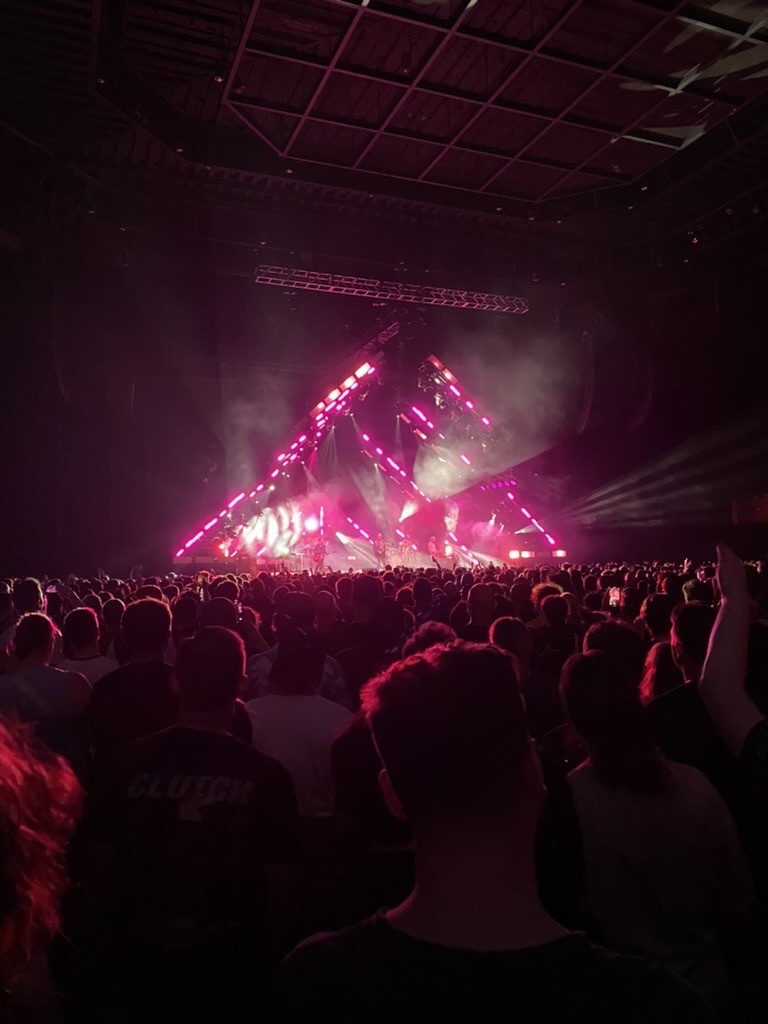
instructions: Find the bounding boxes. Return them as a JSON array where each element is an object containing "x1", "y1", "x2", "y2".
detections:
[
  {"x1": 175, "y1": 332, "x2": 563, "y2": 561},
  {"x1": 359, "y1": 431, "x2": 431, "y2": 505},
  {"x1": 175, "y1": 357, "x2": 380, "y2": 557},
  {"x1": 254, "y1": 266, "x2": 528, "y2": 314}
]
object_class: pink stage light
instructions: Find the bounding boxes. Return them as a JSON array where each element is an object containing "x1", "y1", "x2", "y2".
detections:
[
  {"x1": 327, "y1": 388, "x2": 341, "y2": 402},
  {"x1": 482, "y1": 416, "x2": 490, "y2": 426},
  {"x1": 228, "y1": 492, "x2": 245, "y2": 509},
  {"x1": 521, "y1": 551, "x2": 533, "y2": 559},
  {"x1": 204, "y1": 518, "x2": 218, "y2": 531},
  {"x1": 342, "y1": 376, "x2": 355, "y2": 390},
  {"x1": 299, "y1": 434, "x2": 307, "y2": 443},
  {"x1": 270, "y1": 468, "x2": 280, "y2": 478},
  {"x1": 175, "y1": 548, "x2": 185, "y2": 557},
  {"x1": 520, "y1": 507, "x2": 531, "y2": 518},
  {"x1": 387, "y1": 457, "x2": 399, "y2": 470},
  {"x1": 509, "y1": 550, "x2": 521, "y2": 560},
  {"x1": 256, "y1": 484, "x2": 264, "y2": 492},
  {"x1": 277, "y1": 453, "x2": 286, "y2": 462},
  {"x1": 412, "y1": 406, "x2": 428, "y2": 422},
  {"x1": 465, "y1": 400, "x2": 474, "y2": 409},
  {"x1": 460, "y1": 454, "x2": 471, "y2": 466},
  {"x1": 449, "y1": 384, "x2": 461, "y2": 397},
  {"x1": 545, "y1": 534, "x2": 556, "y2": 545},
  {"x1": 367, "y1": 365, "x2": 376, "y2": 375},
  {"x1": 396, "y1": 529, "x2": 405, "y2": 538},
  {"x1": 375, "y1": 447, "x2": 383, "y2": 456},
  {"x1": 249, "y1": 491, "x2": 256, "y2": 498},
  {"x1": 507, "y1": 492, "x2": 516, "y2": 501},
  {"x1": 362, "y1": 433, "x2": 370, "y2": 442},
  {"x1": 554, "y1": 549, "x2": 567, "y2": 558},
  {"x1": 185, "y1": 531, "x2": 204, "y2": 549},
  {"x1": 355, "y1": 363, "x2": 370, "y2": 378},
  {"x1": 305, "y1": 517, "x2": 319, "y2": 533}
]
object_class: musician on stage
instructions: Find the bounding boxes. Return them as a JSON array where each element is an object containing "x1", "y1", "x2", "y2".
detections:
[
  {"x1": 428, "y1": 535, "x2": 442, "y2": 570},
  {"x1": 373, "y1": 532, "x2": 387, "y2": 570},
  {"x1": 311, "y1": 538, "x2": 327, "y2": 573}
]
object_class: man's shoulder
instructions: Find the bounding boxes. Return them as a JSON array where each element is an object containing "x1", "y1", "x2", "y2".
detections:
[
  {"x1": 122, "y1": 727, "x2": 294, "y2": 784},
  {"x1": 94, "y1": 661, "x2": 170, "y2": 689},
  {"x1": 281, "y1": 914, "x2": 386, "y2": 972},
  {"x1": 277, "y1": 924, "x2": 712, "y2": 1021}
]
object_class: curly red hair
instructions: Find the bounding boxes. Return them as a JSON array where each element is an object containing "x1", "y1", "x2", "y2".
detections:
[{"x1": 0, "y1": 718, "x2": 82, "y2": 972}]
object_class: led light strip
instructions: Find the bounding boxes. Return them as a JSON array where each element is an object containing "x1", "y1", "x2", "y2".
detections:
[
  {"x1": 175, "y1": 359, "x2": 378, "y2": 557},
  {"x1": 427, "y1": 355, "x2": 493, "y2": 433},
  {"x1": 359, "y1": 431, "x2": 431, "y2": 504}
]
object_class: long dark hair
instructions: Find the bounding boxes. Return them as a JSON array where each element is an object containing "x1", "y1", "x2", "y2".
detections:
[{"x1": 561, "y1": 651, "x2": 670, "y2": 794}]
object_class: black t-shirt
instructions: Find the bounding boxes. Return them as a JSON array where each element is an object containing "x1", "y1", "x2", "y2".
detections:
[
  {"x1": 272, "y1": 914, "x2": 712, "y2": 1023},
  {"x1": 93, "y1": 726, "x2": 300, "y2": 951},
  {"x1": 90, "y1": 662, "x2": 178, "y2": 763},
  {"x1": 90, "y1": 661, "x2": 252, "y2": 765}
]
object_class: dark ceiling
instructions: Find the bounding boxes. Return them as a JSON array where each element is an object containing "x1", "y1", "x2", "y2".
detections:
[{"x1": 2, "y1": 0, "x2": 768, "y2": 274}]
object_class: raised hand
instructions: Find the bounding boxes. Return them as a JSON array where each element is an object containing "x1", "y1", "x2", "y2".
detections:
[{"x1": 715, "y1": 543, "x2": 747, "y2": 602}]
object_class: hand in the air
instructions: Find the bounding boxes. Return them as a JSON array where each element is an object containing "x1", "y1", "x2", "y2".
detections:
[{"x1": 716, "y1": 543, "x2": 747, "y2": 601}]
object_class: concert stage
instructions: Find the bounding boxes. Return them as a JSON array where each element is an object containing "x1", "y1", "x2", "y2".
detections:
[{"x1": 174, "y1": 321, "x2": 565, "y2": 572}]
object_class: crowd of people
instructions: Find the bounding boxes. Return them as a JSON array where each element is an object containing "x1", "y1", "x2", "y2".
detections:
[{"x1": 0, "y1": 549, "x2": 766, "y2": 1021}]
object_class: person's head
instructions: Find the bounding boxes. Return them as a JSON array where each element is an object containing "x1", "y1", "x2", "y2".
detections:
[
  {"x1": 174, "y1": 626, "x2": 244, "y2": 715},
  {"x1": 531, "y1": 582, "x2": 561, "y2": 611},
  {"x1": 561, "y1": 651, "x2": 669, "y2": 794},
  {"x1": 199, "y1": 596, "x2": 239, "y2": 631},
  {"x1": 412, "y1": 577, "x2": 432, "y2": 611},
  {"x1": 682, "y1": 579, "x2": 713, "y2": 605},
  {"x1": 619, "y1": 587, "x2": 642, "y2": 620},
  {"x1": 171, "y1": 593, "x2": 200, "y2": 638},
  {"x1": 82, "y1": 593, "x2": 102, "y2": 616},
  {"x1": 0, "y1": 719, "x2": 81, "y2": 975},
  {"x1": 371, "y1": 598, "x2": 407, "y2": 651},
  {"x1": 362, "y1": 643, "x2": 539, "y2": 838},
  {"x1": 214, "y1": 579, "x2": 239, "y2": 603},
  {"x1": 490, "y1": 617, "x2": 533, "y2": 678},
  {"x1": 332, "y1": 713, "x2": 411, "y2": 849},
  {"x1": 313, "y1": 589, "x2": 338, "y2": 627},
  {"x1": 468, "y1": 583, "x2": 496, "y2": 624},
  {"x1": 121, "y1": 598, "x2": 171, "y2": 660},
  {"x1": 541, "y1": 594, "x2": 567, "y2": 629},
  {"x1": 135, "y1": 584, "x2": 164, "y2": 602},
  {"x1": 270, "y1": 628, "x2": 325, "y2": 696},
  {"x1": 0, "y1": 593, "x2": 13, "y2": 625},
  {"x1": 13, "y1": 613, "x2": 57, "y2": 664},
  {"x1": 401, "y1": 621, "x2": 456, "y2": 657},
  {"x1": 351, "y1": 574, "x2": 381, "y2": 623},
  {"x1": 102, "y1": 598, "x2": 125, "y2": 633},
  {"x1": 670, "y1": 601, "x2": 715, "y2": 682},
  {"x1": 640, "y1": 641, "x2": 684, "y2": 704},
  {"x1": 660, "y1": 572, "x2": 683, "y2": 602},
  {"x1": 13, "y1": 578, "x2": 43, "y2": 616},
  {"x1": 583, "y1": 619, "x2": 645, "y2": 690},
  {"x1": 274, "y1": 591, "x2": 315, "y2": 636},
  {"x1": 63, "y1": 607, "x2": 99, "y2": 654},
  {"x1": 336, "y1": 575, "x2": 353, "y2": 604},
  {"x1": 640, "y1": 593, "x2": 672, "y2": 640}
]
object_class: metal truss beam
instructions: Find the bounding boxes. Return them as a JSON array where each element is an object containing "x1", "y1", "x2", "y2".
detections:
[{"x1": 253, "y1": 266, "x2": 528, "y2": 313}]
